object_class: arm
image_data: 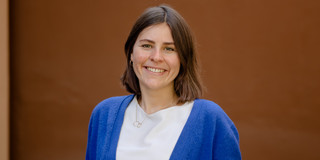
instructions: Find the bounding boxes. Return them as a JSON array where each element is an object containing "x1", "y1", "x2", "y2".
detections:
[{"x1": 212, "y1": 113, "x2": 241, "y2": 160}]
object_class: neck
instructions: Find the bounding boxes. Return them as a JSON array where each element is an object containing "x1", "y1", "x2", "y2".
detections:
[{"x1": 138, "y1": 86, "x2": 178, "y2": 114}]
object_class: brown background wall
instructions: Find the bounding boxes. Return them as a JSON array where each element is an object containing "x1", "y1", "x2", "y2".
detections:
[{"x1": 10, "y1": 0, "x2": 320, "y2": 159}]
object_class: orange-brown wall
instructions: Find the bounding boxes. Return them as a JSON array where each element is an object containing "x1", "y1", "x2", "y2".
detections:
[
  {"x1": 1, "y1": 0, "x2": 9, "y2": 160},
  {"x1": 10, "y1": 0, "x2": 320, "y2": 159}
]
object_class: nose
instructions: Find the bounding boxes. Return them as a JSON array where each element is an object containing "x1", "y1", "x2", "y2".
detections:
[{"x1": 150, "y1": 47, "x2": 164, "y2": 62}]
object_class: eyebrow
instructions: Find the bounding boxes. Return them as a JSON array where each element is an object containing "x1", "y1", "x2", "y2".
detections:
[{"x1": 139, "y1": 39, "x2": 175, "y2": 45}]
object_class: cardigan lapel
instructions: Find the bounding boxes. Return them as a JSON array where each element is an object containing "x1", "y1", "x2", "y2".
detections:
[
  {"x1": 169, "y1": 99, "x2": 202, "y2": 160},
  {"x1": 105, "y1": 95, "x2": 134, "y2": 160}
]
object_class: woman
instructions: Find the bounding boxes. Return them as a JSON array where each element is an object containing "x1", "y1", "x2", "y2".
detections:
[{"x1": 86, "y1": 5, "x2": 241, "y2": 160}]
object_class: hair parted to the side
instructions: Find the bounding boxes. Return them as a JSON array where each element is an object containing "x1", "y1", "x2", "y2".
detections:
[{"x1": 121, "y1": 4, "x2": 203, "y2": 103}]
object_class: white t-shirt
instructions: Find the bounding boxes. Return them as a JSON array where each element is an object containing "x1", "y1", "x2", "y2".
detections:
[{"x1": 116, "y1": 96, "x2": 194, "y2": 160}]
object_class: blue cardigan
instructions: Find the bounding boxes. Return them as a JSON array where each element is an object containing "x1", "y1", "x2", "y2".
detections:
[{"x1": 86, "y1": 95, "x2": 241, "y2": 160}]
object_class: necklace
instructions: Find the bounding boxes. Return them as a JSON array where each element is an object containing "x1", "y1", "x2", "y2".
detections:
[
  {"x1": 132, "y1": 100, "x2": 178, "y2": 128},
  {"x1": 133, "y1": 103, "x2": 146, "y2": 128}
]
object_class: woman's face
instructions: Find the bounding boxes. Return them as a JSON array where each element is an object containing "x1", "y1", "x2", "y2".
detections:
[{"x1": 131, "y1": 23, "x2": 180, "y2": 92}]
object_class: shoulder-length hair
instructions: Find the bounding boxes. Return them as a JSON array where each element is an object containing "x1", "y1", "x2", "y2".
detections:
[{"x1": 121, "y1": 4, "x2": 203, "y2": 103}]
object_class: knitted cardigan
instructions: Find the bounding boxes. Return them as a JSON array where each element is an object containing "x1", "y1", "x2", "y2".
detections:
[{"x1": 86, "y1": 95, "x2": 241, "y2": 160}]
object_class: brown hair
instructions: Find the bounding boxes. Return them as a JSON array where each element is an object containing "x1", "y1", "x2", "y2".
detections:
[{"x1": 121, "y1": 4, "x2": 203, "y2": 103}]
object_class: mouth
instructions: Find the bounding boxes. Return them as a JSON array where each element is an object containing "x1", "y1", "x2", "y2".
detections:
[{"x1": 145, "y1": 66, "x2": 165, "y2": 73}]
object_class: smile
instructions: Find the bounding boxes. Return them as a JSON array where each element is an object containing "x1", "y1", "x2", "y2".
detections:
[{"x1": 146, "y1": 67, "x2": 165, "y2": 73}]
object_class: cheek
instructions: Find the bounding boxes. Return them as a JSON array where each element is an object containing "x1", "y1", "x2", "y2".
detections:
[
  {"x1": 170, "y1": 56, "x2": 181, "y2": 72},
  {"x1": 132, "y1": 49, "x2": 147, "y2": 64}
]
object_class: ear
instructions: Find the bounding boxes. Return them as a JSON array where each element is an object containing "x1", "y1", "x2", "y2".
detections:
[{"x1": 130, "y1": 53, "x2": 133, "y2": 61}]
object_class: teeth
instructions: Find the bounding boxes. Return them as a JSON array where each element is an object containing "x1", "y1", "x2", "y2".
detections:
[{"x1": 147, "y1": 67, "x2": 164, "y2": 73}]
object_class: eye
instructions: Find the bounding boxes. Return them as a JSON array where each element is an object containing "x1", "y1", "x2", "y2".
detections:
[
  {"x1": 164, "y1": 47, "x2": 175, "y2": 52},
  {"x1": 141, "y1": 44, "x2": 152, "y2": 48}
]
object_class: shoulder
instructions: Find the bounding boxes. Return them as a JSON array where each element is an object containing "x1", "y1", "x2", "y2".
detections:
[
  {"x1": 194, "y1": 99, "x2": 225, "y2": 116},
  {"x1": 192, "y1": 99, "x2": 241, "y2": 159},
  {"x1": 94, "y1": 95, "x2": 133, "y2": 109},
  {"x1": 193, "y1": 99, "x2": 235, "y2": 127},
  {"x1": 91, "y1": 95, "x2": 134, "y2": 118}
]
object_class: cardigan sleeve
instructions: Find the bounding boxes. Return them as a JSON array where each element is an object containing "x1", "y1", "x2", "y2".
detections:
[
  {"x1": 212, "y1": 109, "x2": 241, "y2": 160},
  {"x1": 85, "y1": 98, "x2": 113, "y2": 160},
  {"x1": 85, "y1": 106, "x2": 99, "y2": 160}
]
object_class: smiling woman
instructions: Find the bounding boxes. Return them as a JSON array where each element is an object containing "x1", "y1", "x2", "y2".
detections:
[{"x1": 86, "y1": 4, "x2": 241, "y2": 160}]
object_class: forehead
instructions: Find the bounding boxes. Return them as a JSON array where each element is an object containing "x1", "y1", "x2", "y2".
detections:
[{"x1": 137, "y1": 23, "x2": 174, "y2": 42}]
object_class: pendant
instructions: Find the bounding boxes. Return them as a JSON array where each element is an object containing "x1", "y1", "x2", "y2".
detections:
[{"x1": 133, "y1": 121, "x2": 142, "y2": 128}]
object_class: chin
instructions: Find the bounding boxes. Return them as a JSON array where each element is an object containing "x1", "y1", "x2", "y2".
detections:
[
  {"x1": 144, "y1": 84, "x2": 163, "y2": 90},
  {"x1": 143, "y1": 82, "x2": 174, "y2": 91}
]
